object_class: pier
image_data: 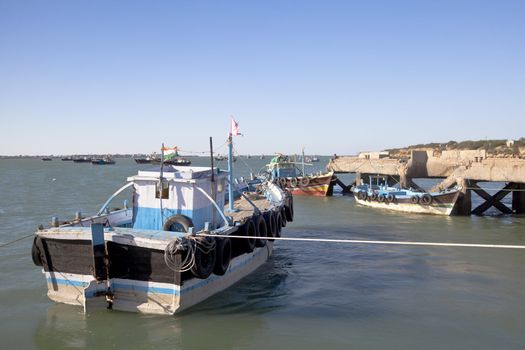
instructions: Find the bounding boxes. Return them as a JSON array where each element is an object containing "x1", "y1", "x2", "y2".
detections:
[{"x1": 328, "y1": 150, "x2": 525, "y2": 215}]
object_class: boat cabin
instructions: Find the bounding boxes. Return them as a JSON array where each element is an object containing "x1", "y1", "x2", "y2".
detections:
[
  {"x1": 127, "y1": 166, "x2": 227, "y2": 232},
  {"x1": 267, "y1": 155, "x2": 298, "y2": 178}
]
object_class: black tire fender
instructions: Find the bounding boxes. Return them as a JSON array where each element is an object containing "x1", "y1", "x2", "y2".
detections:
[
  {"x1": 31, "y1": 237, "x2": 43, "y2": 267},
  {"x1": 274, "y1": 210, "x2": 282, "y2": 238},
  {"x1": 264, "y1": 211, "x2": 276, "y2": 241},
  {"x1": 163, "y1": 214, "x2": 194, "y2": 233},
  {"x1": 285, "y1": 196, "x2": 294, "y2": 222},
  {"x1": 241, "y1": 219, "x2": 257, "y2": 252},
  {"x1": 213, "y1": 237, "x2": 232, "y2": 276},
  {"x1": 255, "y1": 215, "x2": 267, "y2": 247},
  {"x1": 191, "y1": 237, "x2": 216, "y2": 279},
  {"x1": 280, "y1": 206, "x2": 287, "y2": 227},
  {"x1": 421, "y1": 194, "x2": 433, "y2": 205},
  {"x1": 300, "y1": 177, "x2": 310, "y2": 187}
]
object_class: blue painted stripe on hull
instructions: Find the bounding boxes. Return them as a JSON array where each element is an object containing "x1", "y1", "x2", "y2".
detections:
[
  {"x1": 46, "y1": 277, "x2": 89, "y2": 288},
  {"x1": 112, "y1": 283, "x2": 179, "y2": 295}
]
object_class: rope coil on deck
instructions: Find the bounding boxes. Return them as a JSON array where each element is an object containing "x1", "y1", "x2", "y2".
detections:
[{"x1": 164, "y1": 236, "x2": 216, "y2": 273}]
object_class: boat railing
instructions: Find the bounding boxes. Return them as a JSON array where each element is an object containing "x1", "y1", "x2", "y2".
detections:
[{"x1": 97, "y1": 182, "x2": 134, "y2": 216}]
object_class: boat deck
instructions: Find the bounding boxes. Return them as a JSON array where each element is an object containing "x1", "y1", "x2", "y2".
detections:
[{"x1": 228, "y1": 194, "x2": 272, "y2": 224}]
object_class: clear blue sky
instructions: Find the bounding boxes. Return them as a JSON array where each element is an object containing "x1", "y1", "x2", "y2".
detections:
[{"x1": 1, "y1": 0, "x2": 524, "y2": 156}]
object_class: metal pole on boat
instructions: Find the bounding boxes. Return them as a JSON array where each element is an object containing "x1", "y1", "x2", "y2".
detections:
[
  {"x1": 227, "y1": 134, "x2": 235, "y2": 212},
  {"x1": 209, "y1": 137, "x2": 215, "y2": 183},
  {"x1": 302, "y1": 146, "x2": 305, "y2": 176}
]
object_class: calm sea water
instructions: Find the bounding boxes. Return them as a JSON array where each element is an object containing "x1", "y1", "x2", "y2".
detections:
[{"x1": 1, "y1": 158, "x2": 524, "y2": 349}]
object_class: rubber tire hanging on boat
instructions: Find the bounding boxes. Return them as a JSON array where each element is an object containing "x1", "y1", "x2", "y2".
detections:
[
  {"x1": 386, "y1": 193, "x2": 395, "y2": 203},
  {"x1": 213, "y1": 237, "x2": 232, "y2": 276},
  {"x1": 191, "y1": 236, "x2": 216, "y2": 279},
  {"x1": 279, "y1": 177, "x2": 287, "y2": 188},
  {"x1": 255, "y1": 216, "x2": 267, "y2": 247},
  {"x1": 357, "y1": 191, "x2": 367, "y2": 200},
  {"x1": 280, "y1": 206, "x2": 287, "y2": 227},
  {"x1": 300, "y1": 177, "x2": 310, "y2": 187},
  {"x1": 31, "y1": 237, "x2": 43, "y2": 267},
  {"x1": 264, "y1": 211, "x2": 276, "y2": 241},
  {"x1": 378, "y1": 194, "x2": 386, "y2": 202},
  {"x1": 163, "y1": 214, "x2": 194, "y2": 233},
  {"x1": 290, "y1": 177, "x2": 298, "y2": 188},
  {"x1": 284, "y1": 196, "x2": 294, "y2": 222},
  {"x1": 420, "y1": 194, "x2": 433, "y2": 205},
  {"x1": 241, "y1": 219, "x2": 257, "y2": 253},
  {"x1": 370, "y1": 193, "x2": 378, "y2": 201},
  {"x1": 274, "y1": 211, "x2": 283, "y2": 238},
  {"x1": 411, "y1": 195, "x2": 419, "y2": 204}
]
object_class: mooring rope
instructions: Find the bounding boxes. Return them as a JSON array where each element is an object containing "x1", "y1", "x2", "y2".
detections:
[
  {"x1": 196, "y1": 233, "x2": 525, "y2": 250},
  {"x1": 0, "y1": 233, "x2": 35, "y2": 248}
]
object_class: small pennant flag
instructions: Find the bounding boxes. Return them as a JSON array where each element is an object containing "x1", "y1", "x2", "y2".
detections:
[{"x1": 230, "y1": 117, "x2": 242, "y2": 136}]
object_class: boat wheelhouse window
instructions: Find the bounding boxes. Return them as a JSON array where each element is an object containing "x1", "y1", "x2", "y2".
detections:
[{"x1": 155, "y1": 181, "x2": 169, "y2": 199}]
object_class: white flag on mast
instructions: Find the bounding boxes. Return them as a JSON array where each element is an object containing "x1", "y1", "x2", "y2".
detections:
[{"x1": 230, "y1": 117, "x2": 242, "y2": 136}]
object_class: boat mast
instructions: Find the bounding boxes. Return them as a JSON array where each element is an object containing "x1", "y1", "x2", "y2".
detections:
[
  {"x1": 301, "y1": 146, "x2": 305, "y2": 176},
  {"x1": 227, "y1": 133, "x2": 235, "y2": 212}
]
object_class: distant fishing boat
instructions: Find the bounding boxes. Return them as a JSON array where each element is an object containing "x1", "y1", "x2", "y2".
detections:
[
  {"x1": 265, "y1": 154, "x2": 335, "y2": 197},
  {"x1": 42, "y1": 157, "x2": 52, "y2": 161},
  {"x1": 73, "y1": 157, "x2": 91, "y2": 163},
  {"x1": 352, "y1": 175, "x2": 461, "y2": 216},
  {"x1": 149, "y1": 146, "x2": 191, "y2": 166},
  {"x1": 91, "y1": 156, "x2": 115, "y2": 165},
  {"x1": 61, "y1": 157, "x2": 73, "y2": 161},
  {"x1": 134, "y1": 156, "x2": 151, "y2": 164},
  {"x1": 31, "y1": 129, "x2": 292, "y2": 315},
  {"x1": 260, "y1": 155, "x2": 265, "y2": 159}
]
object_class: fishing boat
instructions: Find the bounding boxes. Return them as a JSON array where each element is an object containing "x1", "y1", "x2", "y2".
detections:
[
  {"x1": 265, "y1": 154, "x2": 335, "y2": 197},
  {"x1": 73, "y1": 156, "x2": 91, "y2": 163},
  {"x1": 352, "y1": 175, "x2": 461, "y2": 216},
  {"x1": 150, "y1": 147, "x2": 191, "y2": 166},
  {"x1": 91, "y1": 156, "x2": 116, "y2": 165},
  {"x1": 42, "y1": 157, "x2": 52, "y2": 161},
  {"x1": 31, "y1": 139, "x2": 292, "y2": 315},
  {"x1": 134, "y1": 156, "x2": 151, "y2": 164},
  {"x1": 61, "y1": 157, "x2": 73, "y2": 161}
]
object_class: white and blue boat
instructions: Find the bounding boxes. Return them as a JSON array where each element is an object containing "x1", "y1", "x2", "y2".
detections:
[
  {"x1": 31, "y1": 143, "x2": 292, "y2": 315},
  {"x1": 353, "y1": 175, "x2": 461, "y2": 216}
]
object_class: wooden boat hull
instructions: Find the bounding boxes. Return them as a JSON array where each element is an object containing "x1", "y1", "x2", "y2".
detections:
[
  {"x1": 353, "y1": 190, "x2": 461, "y2": 216},
  {"x1": 284, "y1": 172, "x2": 334, "y2": 197},
  {"x1": 36, "y1": 231, "x2": 273, "y2": 315}
]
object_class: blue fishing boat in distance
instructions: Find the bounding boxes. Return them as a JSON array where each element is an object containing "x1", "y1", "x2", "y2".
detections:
[{"x1": 353, "y1": 175, "x2": 461, "y2": 215}]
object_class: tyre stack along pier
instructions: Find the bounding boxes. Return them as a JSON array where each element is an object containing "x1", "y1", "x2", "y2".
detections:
[{"x1": 327, "y1": 150, "x2": 525, "y2": 215}]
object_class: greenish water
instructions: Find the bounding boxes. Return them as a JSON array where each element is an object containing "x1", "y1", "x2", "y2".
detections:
[{"x1": 1, "y1": 158, "x2": 524, "y2": 349}]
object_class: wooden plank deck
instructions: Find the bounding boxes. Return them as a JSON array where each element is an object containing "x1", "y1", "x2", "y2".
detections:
[{"x1": 226, "y1": 194, "x2": 272, "y2": 224}]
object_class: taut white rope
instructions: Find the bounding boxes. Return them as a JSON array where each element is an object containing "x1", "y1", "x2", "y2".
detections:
[{"x1": 196, "y1": 233, "x2": 525, "y2": 250}]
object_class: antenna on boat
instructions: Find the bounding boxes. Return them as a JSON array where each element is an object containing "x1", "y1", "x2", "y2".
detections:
[
  {"x1": 160, "y1": 143, "x2": 165, "y2": 180},
  {"x1": 227, "y1": 117, "x2": 241, "y2": 212},
  {"x1": 209, "y1": 137, "x2": 215, "y2": 183},
  {"x1": 301, "y1": 146, "x2": 306, "y2": 176}
]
